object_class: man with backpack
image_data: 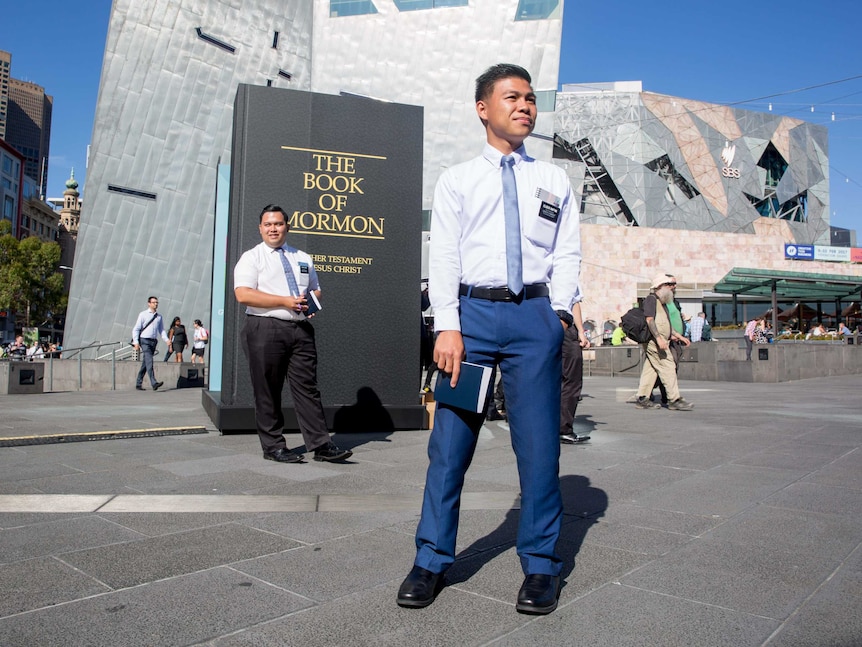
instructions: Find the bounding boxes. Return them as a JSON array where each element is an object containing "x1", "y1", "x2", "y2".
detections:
[{"x1": 634, "y1": 274, "x2": 694, "y2": 411}]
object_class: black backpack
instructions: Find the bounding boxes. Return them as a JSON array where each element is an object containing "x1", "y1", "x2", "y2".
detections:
[{"x1": 621, "y1": 307, "x2": 651, "y2": 344}]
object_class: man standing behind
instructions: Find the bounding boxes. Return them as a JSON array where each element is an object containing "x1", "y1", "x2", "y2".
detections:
[
  {"x1": 689, "y1": 312, "x2": 706, "y2": 343},
  {"x1": 635, "y1": 274, "x2": 693, "y2": 411},
  {"x1": 397, "y1": 64, "x2": 580, "y2": 615},
  {"x1": 132, "y1": 296, "x2": 169, "y2": 391},
  {"x1": 234, "y1": 204, "x2": 351, "y2": 465},
  {"x1": 560, "y1": 288, "x2": 590, "y2": 444}
]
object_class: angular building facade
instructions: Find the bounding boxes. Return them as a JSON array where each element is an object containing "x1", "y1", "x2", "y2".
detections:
[
  {"x1": 553, "y1": 82, "x2": 829, "y2": 244},
  {"x1": 65, "y1": 0, "x2": 563, "y2": 350}
]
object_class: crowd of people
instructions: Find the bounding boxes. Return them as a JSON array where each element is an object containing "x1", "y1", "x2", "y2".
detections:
[{"x1": 1, "y1": 335, "x2": 62, "y2": 360}]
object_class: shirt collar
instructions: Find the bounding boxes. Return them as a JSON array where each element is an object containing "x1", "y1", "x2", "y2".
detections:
[{"x1": 482, "y1": 142, "x2": 530, "y2": 168}]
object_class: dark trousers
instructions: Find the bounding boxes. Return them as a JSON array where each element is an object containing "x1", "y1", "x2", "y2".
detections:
[
  {"x1": 241, "y1": 316, "x2": 330, "y2": 454},
  {"x1": 745, "y1": 336, "x2": 754, "y2": 360},
  {"x1": 136, "y1": 339, "x2": 158, "y2": 387},
  {"x1": 560, "y1": 325, "x2": 583, "y2": 435},
  {"x1": 415, "y1": 296, "x2": 564, "y2": 576}
]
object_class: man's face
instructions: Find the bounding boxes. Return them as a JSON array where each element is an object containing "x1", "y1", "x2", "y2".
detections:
[
  {"x1": 476, "y1": 76, "x2": 536, "y2": 153},
  {"x1": 148, "y1": 298, "x2": 158, "y2": 311},
  {"x1": 259, "y1": 211, "x2": 288, "y2": 248},
  {"x1": 655, "y1": 283, "x2": 674, "y2": 304}
]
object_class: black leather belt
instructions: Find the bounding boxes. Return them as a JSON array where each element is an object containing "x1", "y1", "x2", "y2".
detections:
[{"x1": 459, "y1": 283, "x2": 549, "y2": 302}]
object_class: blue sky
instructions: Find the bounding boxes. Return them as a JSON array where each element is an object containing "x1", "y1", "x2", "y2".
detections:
[{"x1": 2, "y1": 0, "x2": 861, "y2": 232}]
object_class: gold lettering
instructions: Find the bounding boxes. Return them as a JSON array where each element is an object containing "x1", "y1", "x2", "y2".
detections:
[
  {"x1": 302, "y1": 173, "x2": 365, "y2": 194},
  {"x1": 311, "y1": 154, "x2": 356, "y2": 174},
  {"x1": 318, "y1": 194, "x2": 348, "y2": 212},
  {"x1": 289, "y1": 211, "x2": 384, "y2": 238}
]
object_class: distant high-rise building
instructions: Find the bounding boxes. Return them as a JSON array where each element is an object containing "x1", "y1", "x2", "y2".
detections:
[
  {"x1": 0, "y1": 50, "x2": 10, "y2": 141},
  {"x1": 5, "y1": 77, "x2": 52, "y2": 196},
  {"x1": 0, "y1": 137, "x2": 23, "y2": 237}
]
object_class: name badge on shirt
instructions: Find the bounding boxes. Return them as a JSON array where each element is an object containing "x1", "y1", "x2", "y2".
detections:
[
  {"x1": 534, "y1": 188, "x2": 561, "y2": 223},
  {"x1": 298, "y1": 262, "x2": 310, "y2": 274}
]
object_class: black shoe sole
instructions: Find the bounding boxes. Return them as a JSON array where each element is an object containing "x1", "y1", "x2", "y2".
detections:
[
  {"x1": 516, "y1": 599, "x2": 559, "y2": 615},
  {"x1": 397, "y1": 596, "x2": 436, "y2": 609},
  {"x1": 263, "y1": 453, "x2": 303, "y2": 464},
  {"x1": 313, "y1": 450, "x2": 353, "y2": 462}
]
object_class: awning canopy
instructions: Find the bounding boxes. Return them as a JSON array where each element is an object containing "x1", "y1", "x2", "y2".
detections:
[{"x1": 712, "y1": 267, "x2": 862, "y2": 302}]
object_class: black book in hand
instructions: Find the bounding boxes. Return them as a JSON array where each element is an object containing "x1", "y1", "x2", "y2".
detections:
[
  {"x1": 304, "y1": 292, "x2": 322, "y2": 316},
  {"x1": 434, "y1": 362, "x2": 493, "y2": 414}
]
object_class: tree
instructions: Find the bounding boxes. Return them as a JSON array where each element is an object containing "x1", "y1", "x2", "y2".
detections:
[{"x1": 0, "y1": 220, "x2": 67, "y2": 329}]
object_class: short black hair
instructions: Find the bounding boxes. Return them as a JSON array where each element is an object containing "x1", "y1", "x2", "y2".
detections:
[
  {"x1": 475, "y1": 63, "x2": 532, "y2": 103},
  {"x1": 259, "y1": 204, "x2": 288, "y2": 223}
]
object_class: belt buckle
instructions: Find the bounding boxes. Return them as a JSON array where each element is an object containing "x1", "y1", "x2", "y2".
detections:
[{"x1": 507, "y1": 287, "x2": 524, "y2": 302}]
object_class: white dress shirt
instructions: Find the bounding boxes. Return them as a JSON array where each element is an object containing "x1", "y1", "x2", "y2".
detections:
[
  {"x1": 234, "y1": 241, "x2": 320, "y2": 321},
  {"x1": 132, "y1": 309, "x2": 169, "y2": 344},
  {"x1": 429, "y1": 142, "x2": 581, "y2": 331}
]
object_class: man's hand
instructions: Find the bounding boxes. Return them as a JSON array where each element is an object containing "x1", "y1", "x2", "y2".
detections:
[
  {"x1": 433, "y1": 330, "x2": 465, "y2": 386},
  {"x1": 235, "y1": 287, "x2": 306, "y2": 313},
  {"x1": 656, "y1": 337, "x2": 669, "y2": 351},
  {"x1": 579, "y1": 333, "x2": 591, "y2": 349}
]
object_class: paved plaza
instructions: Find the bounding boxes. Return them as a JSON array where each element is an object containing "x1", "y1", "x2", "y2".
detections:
[{"x1": 1, "y1": 374, "x2": 861, "y2": 646}]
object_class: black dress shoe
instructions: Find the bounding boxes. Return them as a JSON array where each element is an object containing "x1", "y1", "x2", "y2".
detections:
[
  {"x1": 153, "y1": 381, "x2": 164, "y2": 391},
  {"x1": 136, "y1": 385, "x2": 144, "y2": 391},
  {"x1": 560, "y1": 433, "x2": 590, "y2": 444},
  {"x1": 313, "y1": 442, "x2": 352, "y2": 462},
  {"x1": 486, "y1": 408, "x2": 506, "y2": 421},
  {"x1": 397, "y1": 565, "x2": 444, "y2": 608},
  {"x1": 263, "y1": 448, "x2": 304, "y2": 463},
  {"x1": 516, "y1": 574, "x2": 560, "y2": 614}
]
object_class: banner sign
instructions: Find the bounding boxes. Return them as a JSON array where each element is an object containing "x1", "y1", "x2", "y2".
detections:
[{"x1": 784, "y1": 244, "x2": 814, "y2": 260}]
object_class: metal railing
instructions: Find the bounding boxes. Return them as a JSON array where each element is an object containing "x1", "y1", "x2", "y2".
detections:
[{"x1": 44, "y1": 341, "x2": 127, "y2": 391}]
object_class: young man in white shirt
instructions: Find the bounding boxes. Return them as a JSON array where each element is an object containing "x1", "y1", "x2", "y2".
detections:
[
  {"x1": 234, "y1": 205, "x2": 351, "y2": 465},
  {"x1": 397, "y1": 64, "x2": 580, "y2": 615}
]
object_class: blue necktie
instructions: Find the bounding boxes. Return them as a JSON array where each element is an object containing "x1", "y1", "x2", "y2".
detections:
[
  {"x1": 276, "y1": 248, "x2": 300, "y2": 296},
  {"x1": 501, "y1": 155, "x2": 523, "y2": 296}
]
